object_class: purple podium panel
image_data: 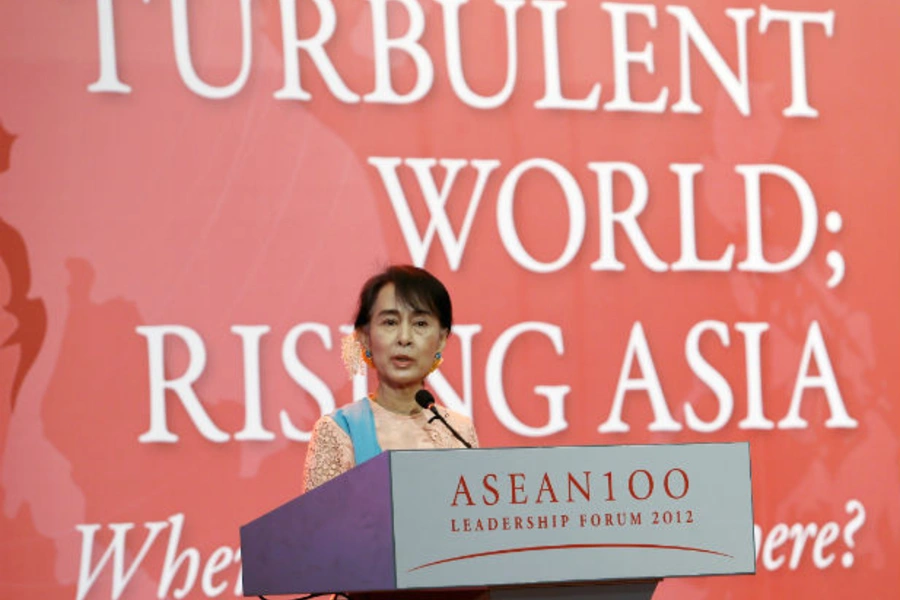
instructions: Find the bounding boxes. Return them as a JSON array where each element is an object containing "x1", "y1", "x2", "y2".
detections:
[{"x1": 240, "y1": 452, "x2": 396, "y2": 595}]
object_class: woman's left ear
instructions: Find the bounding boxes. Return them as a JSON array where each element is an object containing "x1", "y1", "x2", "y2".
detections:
[{"x1": 437, "y1": 328, "x2": 449, "y2": 353}]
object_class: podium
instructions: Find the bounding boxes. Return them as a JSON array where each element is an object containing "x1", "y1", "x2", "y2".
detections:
[{"x1": 241, "y1": 443, "x2": 755, "y2": 599}]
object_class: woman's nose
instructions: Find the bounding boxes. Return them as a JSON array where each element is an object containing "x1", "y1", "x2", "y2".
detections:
[{"x1": 397, "y1": 321, "x2": 412, "y2": 345}]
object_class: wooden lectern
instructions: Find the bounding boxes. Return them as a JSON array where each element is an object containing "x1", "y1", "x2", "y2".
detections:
[{"x1": 241, "y1": 443, "x2": 755, "y2": 599}]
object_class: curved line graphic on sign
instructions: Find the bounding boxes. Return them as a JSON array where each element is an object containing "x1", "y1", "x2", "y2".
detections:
[{"x1": 408, "y1": 543, "x2": 733, "y2": 572}]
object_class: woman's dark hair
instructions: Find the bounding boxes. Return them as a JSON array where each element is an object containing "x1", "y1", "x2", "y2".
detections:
[{"x1": 354, "y1": 265, "x2": 452, "y2": 331}]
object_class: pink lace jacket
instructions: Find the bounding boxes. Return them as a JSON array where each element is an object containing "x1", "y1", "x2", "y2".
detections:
[{"x1": 303, "y1": 399, "x2": 479, "y2": 492}]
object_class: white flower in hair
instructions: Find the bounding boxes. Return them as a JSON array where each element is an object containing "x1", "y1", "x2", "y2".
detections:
[{"x1": 340, "y1": 331, "x2": 367, "y2": 378}]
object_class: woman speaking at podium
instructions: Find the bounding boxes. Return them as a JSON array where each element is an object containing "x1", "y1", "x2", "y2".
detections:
[{"x1": 303, "y1": 265, "x2": 479, "y2": 492}]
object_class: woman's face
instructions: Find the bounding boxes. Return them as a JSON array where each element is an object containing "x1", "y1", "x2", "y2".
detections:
[{"x1": 360, "y1": 283, "x2": 447, "y2": 391}]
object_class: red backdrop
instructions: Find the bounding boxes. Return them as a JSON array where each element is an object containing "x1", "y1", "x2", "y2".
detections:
[{"x1": 1, "y1": 1, "x2": 898, "y2": 598}]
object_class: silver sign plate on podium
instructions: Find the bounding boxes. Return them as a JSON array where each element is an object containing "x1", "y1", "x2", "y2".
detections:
[{"x1": 389, "y1": 443, "x2": 754, "y2": 589}]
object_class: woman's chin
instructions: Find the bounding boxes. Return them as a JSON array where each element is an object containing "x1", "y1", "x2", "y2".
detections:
[{"x1": 378, "y1": 369, "x2": 428, "y2": 390}]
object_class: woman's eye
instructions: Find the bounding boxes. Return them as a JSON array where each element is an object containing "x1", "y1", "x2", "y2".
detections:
[
  {"x1": 415, "y1": 320, "x2": 428, "y2": 327},
  {"x1": 383, "y1": 318, "x2": 397, "y2": 326}
]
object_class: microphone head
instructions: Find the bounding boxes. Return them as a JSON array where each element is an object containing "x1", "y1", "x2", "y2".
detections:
[{"x1": 415, "y1": 389, "x2": 435, "y2": 410}]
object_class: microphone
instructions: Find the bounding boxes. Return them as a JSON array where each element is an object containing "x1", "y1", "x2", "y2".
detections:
[{"x1": 415, "y1": 389, "x2": 472, "y2": 449}]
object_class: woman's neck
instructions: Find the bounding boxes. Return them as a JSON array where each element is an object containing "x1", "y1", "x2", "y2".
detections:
[{"x1": 372, "y1": 382, "x2": 423, "y2": 415}]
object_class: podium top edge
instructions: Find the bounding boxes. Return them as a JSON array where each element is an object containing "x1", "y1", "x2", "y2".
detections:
[{"x1": 386, "y1": 441, "x2": 750, "y2": 453}]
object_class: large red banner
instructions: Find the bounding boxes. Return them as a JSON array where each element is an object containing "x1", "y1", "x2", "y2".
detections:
[{"x1": 1, "y1": 1, "x2": 898, "y2": 598}]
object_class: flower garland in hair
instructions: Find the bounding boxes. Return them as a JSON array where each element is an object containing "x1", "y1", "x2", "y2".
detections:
[{"x1": 340, "y1": 330, "x2": 373, "y2": 378}]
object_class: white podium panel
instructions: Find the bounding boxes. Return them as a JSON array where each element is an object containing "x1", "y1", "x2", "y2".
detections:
[{"x1": 389, "y1": 443, "x2": 754, "y2": 589}]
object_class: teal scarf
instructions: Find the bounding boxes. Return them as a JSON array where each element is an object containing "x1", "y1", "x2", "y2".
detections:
[{"x1": 331, "y1": 399, "x2": 382, "y2": 465}]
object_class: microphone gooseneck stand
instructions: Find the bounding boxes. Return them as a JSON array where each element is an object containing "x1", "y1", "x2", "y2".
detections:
[{"x1": 415, "y1": 389, "x2": 472, "y2": 449}]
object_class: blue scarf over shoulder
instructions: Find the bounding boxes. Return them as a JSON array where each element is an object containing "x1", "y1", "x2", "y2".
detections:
[{"x1": 331, "y1": 399, "x2": 383, "y2": 465}]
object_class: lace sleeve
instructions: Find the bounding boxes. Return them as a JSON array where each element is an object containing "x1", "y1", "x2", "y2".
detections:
[{"x1": 302, "y1": 416, "x2": 355, "y2": 492}]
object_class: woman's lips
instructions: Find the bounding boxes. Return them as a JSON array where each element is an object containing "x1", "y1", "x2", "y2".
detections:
[{"x1": 391, "y1": 355, "x2": 414, "y2": 368}]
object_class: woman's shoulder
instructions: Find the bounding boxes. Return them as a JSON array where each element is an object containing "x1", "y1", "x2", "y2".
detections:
[
  {"x1": 311, "y1": 398, "x2": 370, "y2": 433},
  {"x1": 310, "y1": 411, "x2": 344, "y2": 436}
]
